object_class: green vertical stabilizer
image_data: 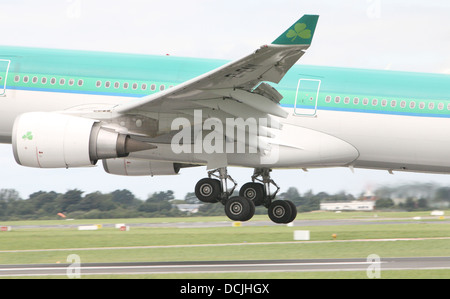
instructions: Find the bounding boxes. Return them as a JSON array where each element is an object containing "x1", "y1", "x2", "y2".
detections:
[{"x1": 272, "y1": 14, "x2": 319, "y2": 45}]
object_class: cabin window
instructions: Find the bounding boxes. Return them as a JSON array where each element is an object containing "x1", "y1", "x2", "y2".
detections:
[
  {"x1": 23, "y1": 76, "x2": 29, "y2": 83},
  {"x1": 59, "y1": 78, "x2": 65, "y2": 85},
  {"x1": 105, "y1": 81, "x2": 111, "y2": 88},
  {"x1": 78, "y1": 79, "x2": 83, "y2": 86},
  {"x1": 334, "y1": 96, "x2": 340, "y2": 103},
  {"x1": 41, "y1": 77, "x2": 47, "y2": 84},
  {"x1": 363, "y1": 98, "x2": 369, "y2": 105},
  {"x1": 114, "y1": 82, "x2": 120, "y2": 89},
  {"x1": 409, "y1": 101, "x2": 415, "y2": 109},
  {"x1": 325, "y1": 95, "x2": 331, "y2": 103},
  {"x1": 123, "y1": 82, "x2": 129, "y2": 89},
  {"x1": 381, "y1": 99, "x2": 387, "y2": 107},
  {"x1": 160, "y1": 85, "x2": 165, "y2": 91},
  {"x1": 50, "y1": 78, "x2": 56, "y2": 85},
  {"x1": 390, "y1": 100, "x2": 397, "y2": 107},
  {"x1": 344, "y1": 97, "x2": 350, "y2": 104},
  {"x1": 400, "y1": 101, "x2": 406, "y2": 108},
  {"x1": 14, "y1": 75, "x2": 20, "y2": 82},
  {"x1": 151, "y1": 84, "x2": 156, "y2": 91},
  {"x1": 419, "y1": 102, "x2": 425, "y2": 109},
  {"x1": 132, "y1": 83, "x2": 138, "y2": 90},
  {"x1": 438, "y1": 103, "x2": 444, "y2": 110},
  {"x1": 32, "y1": 76, "x2": 38, "y2": 84},
  {"x1": 353, "y1": 97, "x2": 359, "y2": 104},
  {"x1": 141, "y1": 83, "x2": 147, "y2": 90},
  {"x1": 372, "y1": 99, "x2": 378, "y2": 106},
  {"x1": 69, "y1": 79, "x2": 74, "y2": 86},
  {"x1": 428, "y1": 102, "x2": 434, "y2": 110}
]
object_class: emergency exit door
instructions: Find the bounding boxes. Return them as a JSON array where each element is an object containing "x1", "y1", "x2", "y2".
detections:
[
  {"x1": 0, "y1": 59, "x2": 11, "y2": 96},
  {"x1": 294, "y1": 79, "x2": 321, "y2": 116}
]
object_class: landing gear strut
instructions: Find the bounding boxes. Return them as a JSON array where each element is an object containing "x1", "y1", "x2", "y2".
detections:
[
  {"x1": 240, "y1": 168, "x2": 297, "y2": 224},
  {"x1": 195, "y1": 167, "x2": 297, "y2": 224},
  {"x1": 243, "y1": 168, "x2": 280, "y2": 207}
]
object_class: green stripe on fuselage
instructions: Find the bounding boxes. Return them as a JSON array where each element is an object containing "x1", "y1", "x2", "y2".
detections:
[
  {"x1": 0, "y1": 45, "x2": 226, "y2": 97},
  {"x1": 1, "y1": 46, "x2": 450, "y2": 117},
  {"x1": 279, "y1": 65, "x2": 450, "y2": 117}
]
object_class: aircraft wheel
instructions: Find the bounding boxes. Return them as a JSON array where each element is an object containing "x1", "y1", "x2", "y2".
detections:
[
  {"x1": 239, "y1": 182, "x2": 265, "y2": 206},
  {"x1": 268, "y1": 200, "x2": 293, "y2": 224},
  {"x1": 286, "y1": 200, "x2": 297, "y2": 223},
  {"x1": 195, "y1": 178, "x2": 221, "y2": 203},
  {"x1": 225, "y1": 196, "x2": 255, "y2": 222}
]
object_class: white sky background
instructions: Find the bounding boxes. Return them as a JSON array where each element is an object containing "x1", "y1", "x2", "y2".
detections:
[{"x1": 0, "y1": 0, "x2": 449, "y2": 200}]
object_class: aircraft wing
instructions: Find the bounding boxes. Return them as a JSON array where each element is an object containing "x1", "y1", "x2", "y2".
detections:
[
  {"x1": 109, "y1": 15, "x2": 319, "y2": 164},
  {"x1": 114, "y1": 15, "x2": 319, "y2": 121}
]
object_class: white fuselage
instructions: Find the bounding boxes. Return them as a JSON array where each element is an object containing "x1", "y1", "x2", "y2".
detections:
[{"x1": 3, "y1": 88, "x2": 450, "y2": 174}]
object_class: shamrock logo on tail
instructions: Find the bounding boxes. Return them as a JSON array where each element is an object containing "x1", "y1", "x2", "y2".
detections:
[
  {"x1": 22, "y1": 131, "x2": 33, "y2": 141},
  {"x1": 286, "y1": 23, "x2": 311, "y2": 42}
]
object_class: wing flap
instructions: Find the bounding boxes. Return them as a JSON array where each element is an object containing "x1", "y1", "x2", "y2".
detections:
[{"x1": 211, "y1": 88, "x2": 289, "y2": 118}]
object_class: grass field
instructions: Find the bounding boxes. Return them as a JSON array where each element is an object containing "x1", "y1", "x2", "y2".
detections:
[{"x1": 1, "y1": 211, "x2": 450, "y2": 278}]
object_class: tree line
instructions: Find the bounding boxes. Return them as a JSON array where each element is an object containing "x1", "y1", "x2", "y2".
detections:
[
  {"x1": 0, "y1": 189, "x2": 181, "y2": 220},
  {"x1": 0, "y1": 187, "x2": 353, "y2": 220},
  {"x1": 0, "y1": 182, "x2": 448, "y2": 220}
]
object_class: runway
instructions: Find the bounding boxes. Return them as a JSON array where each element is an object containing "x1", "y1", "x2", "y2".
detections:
[
  {"x1": 1, "y1": 257, "x2": 450, "y2": 277},
  {"x1": 8, "y1": 217, "x2": 450, "y2": 230}
]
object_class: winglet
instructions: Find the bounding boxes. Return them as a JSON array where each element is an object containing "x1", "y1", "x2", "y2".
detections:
[{"x1": 272, "y1": 15, "x2": 319, "y2": 45}]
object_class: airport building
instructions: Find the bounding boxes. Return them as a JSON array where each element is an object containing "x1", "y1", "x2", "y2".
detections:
[
  {"x1": 174, "y1": 203, "x2": 202, "y2": 213},
  {"x1": 320, "y1": 201, "x2": 375, "y2": 211}
]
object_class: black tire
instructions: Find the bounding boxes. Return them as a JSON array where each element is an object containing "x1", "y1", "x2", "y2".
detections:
[
  {"x1": 239, "y1": 182, "x2": 265, "y2": 206},
  {"x1": 268, "y1": 200, "x2": 293, "y2": 224},
  {"x1": 225, "y1": 196, "x2": 255, "y2": 222},
  {"x1": 245, "y1": 198, "x2": 256, "y2": 222},
  {"x1": 285, "y1": 200, "x2": 297, "y2": 223},
  {"x1": 195, "y1": 178, "x2": 221, "y2": 203}
]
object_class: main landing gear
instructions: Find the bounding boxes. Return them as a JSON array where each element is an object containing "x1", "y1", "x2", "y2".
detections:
[{"x1": 194, "y1": 167, "x2": 297, "y2": 224}]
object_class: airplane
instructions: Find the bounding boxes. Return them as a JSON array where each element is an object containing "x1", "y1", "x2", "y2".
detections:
[{"x1": 1, "y1": 14, "x2": 450, "y2": 224}]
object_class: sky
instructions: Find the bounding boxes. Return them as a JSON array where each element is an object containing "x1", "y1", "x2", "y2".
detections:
[{"x1": 0, "y1": 0, "x2": 449, "y2": 200}]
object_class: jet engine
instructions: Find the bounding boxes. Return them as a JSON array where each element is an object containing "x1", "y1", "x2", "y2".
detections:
[{"x1": 12, "y1": 112, "x2": 154, "y2": 168}]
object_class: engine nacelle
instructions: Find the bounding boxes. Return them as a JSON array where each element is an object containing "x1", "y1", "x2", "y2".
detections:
[
  {"x1": 103, "y1": 158, "x2": 180, "y2": 176},
  {"x1": 12, "y1": 112, "x2": 152, "y2": 168}
]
